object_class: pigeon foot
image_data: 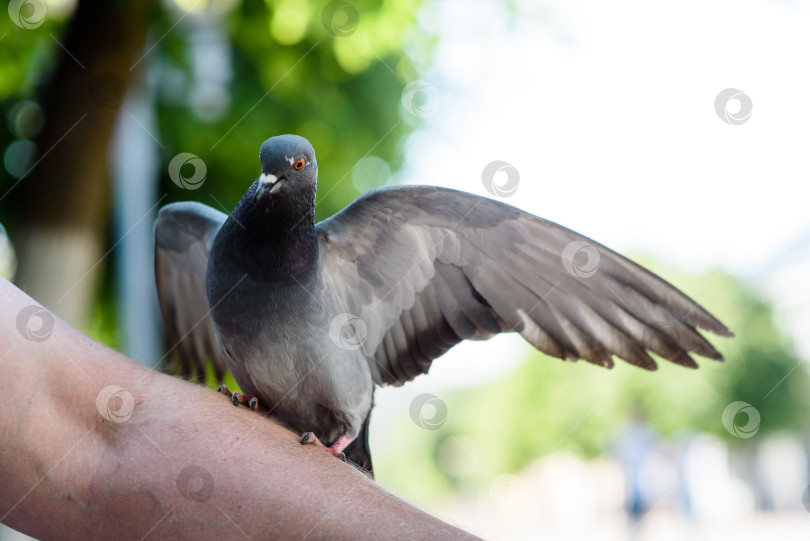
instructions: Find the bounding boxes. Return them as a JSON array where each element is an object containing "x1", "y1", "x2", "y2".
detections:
[
  {"x1": 300, "y1": 432, "x2": 354, "y2": 458},
  {"x1": 217, "y1": 385, "x2": 259, "y2": 411}
]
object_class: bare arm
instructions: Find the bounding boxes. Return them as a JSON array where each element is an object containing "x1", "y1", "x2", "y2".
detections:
[{"x1": 0, "y1": 278, "x2": 476, "y2": 540}]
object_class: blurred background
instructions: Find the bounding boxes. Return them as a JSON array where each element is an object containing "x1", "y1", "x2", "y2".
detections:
[{"x1": 1, "y1": 0, "x2": 810, "y2": 539}]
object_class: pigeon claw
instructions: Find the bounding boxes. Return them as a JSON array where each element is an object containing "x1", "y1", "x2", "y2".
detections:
[
  {"x1": 299, "y1": 432, "x2": 354, "y2": 458},
  {"x1": 231, "y1": 390, "x2": 259, "y2": 409},
  {"x1": 217, "y1": 385, "x2": 261, "y2": 411}
]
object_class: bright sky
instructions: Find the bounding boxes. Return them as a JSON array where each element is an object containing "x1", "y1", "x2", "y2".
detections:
[
  {"x1": 373, "y1": 0, "x2": 810, "y2": 417},
  {"x1": 402, "y1": 0, "x2": 810, "y2": 277}
]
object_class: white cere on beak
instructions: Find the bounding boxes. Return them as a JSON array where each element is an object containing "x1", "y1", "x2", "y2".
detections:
[{"x1": 259, "y1": 173, "x2": 278, "y2": 186}]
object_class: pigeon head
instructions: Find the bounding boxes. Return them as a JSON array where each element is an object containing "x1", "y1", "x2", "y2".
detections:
[{"x1": 254, "y1": 134, "x2": 318, "y2": 205}]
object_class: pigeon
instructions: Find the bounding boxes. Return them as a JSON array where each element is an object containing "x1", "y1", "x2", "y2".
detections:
[{"x1": 154, "y1": 134, "x2": 733, "y2": 476}]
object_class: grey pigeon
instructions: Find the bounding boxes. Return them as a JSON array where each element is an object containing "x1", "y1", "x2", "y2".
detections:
[{"x1": 154, "y1": 134, "x2": 733, "y2": 476}]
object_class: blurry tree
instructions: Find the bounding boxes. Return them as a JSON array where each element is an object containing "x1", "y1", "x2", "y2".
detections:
[
  {"x1": 154, "y1": 0, "x2": 426, "y2": 221},
  {"x1": 0, "y1": 0, "x2": 430, "y2": 336},
  {"x1": 2, "y1": 0, "x2": 157, "y2": 326},
  {"x1": 375, "y1": 265, "x2": 810, "y2": 501}
]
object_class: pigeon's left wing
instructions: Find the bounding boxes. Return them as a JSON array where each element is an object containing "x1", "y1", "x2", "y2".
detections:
[
  {"x1": 316, "y1": 185, "x2": 732, "y2": 386},
  {"x1": 154, "y1": 202, "x2": 227, "y2": 381}
]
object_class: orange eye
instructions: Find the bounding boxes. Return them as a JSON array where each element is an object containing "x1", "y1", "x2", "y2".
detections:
[{"x1": 294, "y1": 158, "x2": 305, "y2": 170}]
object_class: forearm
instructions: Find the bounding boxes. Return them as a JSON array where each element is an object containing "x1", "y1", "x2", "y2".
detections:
[{"x1": 0, "y1": 279, "x2": 475, "y2": 540}]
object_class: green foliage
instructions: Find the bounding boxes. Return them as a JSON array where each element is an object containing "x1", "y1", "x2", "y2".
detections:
[
  {"x1": 0, "y1": 0, "x2": 428, "y2": 236},
  {"x1": 154, "y1": 0, "x2": 424, "y2": 221},
  {"x1": 0, "y1": 17, "x2": 59, "y2": 99}
]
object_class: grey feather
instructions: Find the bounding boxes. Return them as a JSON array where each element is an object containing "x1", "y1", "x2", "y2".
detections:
[
  {"x1": 154, "y1": 201, "x2": 228, "y2": 381},
  {"x1": 317, "y1": 185, "x2": 731, "y2": 385}
]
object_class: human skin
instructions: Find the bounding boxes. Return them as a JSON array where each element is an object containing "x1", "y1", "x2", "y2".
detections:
[{"x1": 0, "y1": 278, "x2": 477, "y2": 540}]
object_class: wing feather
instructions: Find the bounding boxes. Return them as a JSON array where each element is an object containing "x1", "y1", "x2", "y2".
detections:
[
  {"x1": 317, "y1": 185, "x2": 732, "y2": 386},
  {"x1": 154, "y1": 201, "x2": 227, "y2": 381}
]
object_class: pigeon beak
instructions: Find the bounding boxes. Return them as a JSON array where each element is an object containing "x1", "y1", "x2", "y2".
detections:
[{"x1": 254, "y1": 173, "x2": 285, "y2": 203}]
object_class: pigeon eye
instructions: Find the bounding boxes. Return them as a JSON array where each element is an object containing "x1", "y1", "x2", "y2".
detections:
[{"x1": 294, "y1": 158, "x2": 306, "y2": 170}]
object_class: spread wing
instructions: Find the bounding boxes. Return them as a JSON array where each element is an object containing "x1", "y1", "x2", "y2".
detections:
[
  {"x1": 316, "y1": 185, "x2": 733, "y2": 386},
  {"x1": 154, "y1": 201, "x2": 227, "y2": 381}
]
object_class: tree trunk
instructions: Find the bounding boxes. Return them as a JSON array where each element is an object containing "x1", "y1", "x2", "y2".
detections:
[{"x1": 11, "y1": 0, "x2": 157, "y2": 326}]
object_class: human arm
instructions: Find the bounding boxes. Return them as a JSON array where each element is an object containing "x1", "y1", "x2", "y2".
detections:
[{"x1": 0, "y1": 278, "x2": 476, "y2": 540}]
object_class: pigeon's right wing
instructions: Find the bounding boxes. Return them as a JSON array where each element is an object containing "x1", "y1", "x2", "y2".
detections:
[
  {"x1": 317, "y1": 186, "x2": 733, "y2": 387},
  {"x1": 154, "y1": 201, "x2": 227, "y2": 381}
]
